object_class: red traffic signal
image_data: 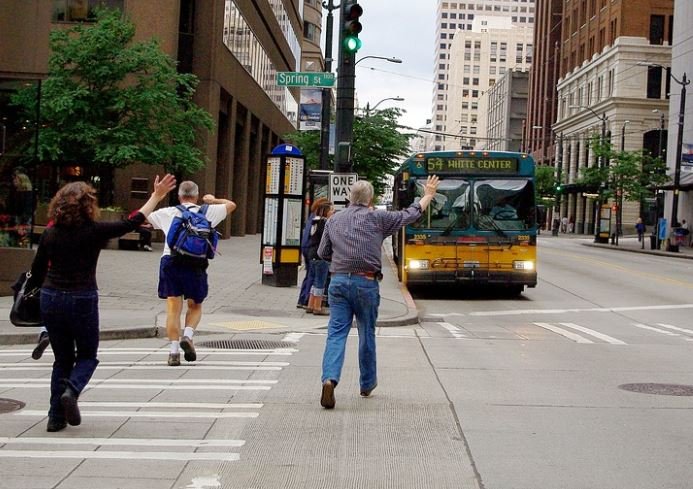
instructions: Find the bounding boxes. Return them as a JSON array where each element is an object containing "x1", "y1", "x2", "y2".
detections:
[{"x1": 344, "y1": 3, "x2": 363, "y2": 35}]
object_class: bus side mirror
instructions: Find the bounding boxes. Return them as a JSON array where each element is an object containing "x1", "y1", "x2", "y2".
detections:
[{"x1": 397, "y1": 180, "x2": 415, "y2": 207}]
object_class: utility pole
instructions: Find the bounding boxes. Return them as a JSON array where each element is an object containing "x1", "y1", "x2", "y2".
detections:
[
  {"x1": 552, "y1": 132, "x2": 563, "y2": 236},
  {"x1": 318, "y1": 0, "x2": 337, "y2": 171}
]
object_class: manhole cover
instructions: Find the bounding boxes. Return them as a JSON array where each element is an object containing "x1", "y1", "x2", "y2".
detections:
[
  {"x1": 619, "y1": 383, "x2": 693, "y2": 396},
  {"x1": 197, "y1": 339, "x2": 294, "y2": 350},
  {"x1": 0, "y1": 398, "x2": 26, "y2": 414}
]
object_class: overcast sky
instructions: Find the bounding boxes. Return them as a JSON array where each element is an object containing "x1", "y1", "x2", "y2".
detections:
[{"x1": 323, "y1": 1, "x2": 436, "y2": 132}]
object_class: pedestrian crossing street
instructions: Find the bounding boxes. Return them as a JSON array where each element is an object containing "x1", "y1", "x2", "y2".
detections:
[
  {"x1": 0, "y1": 333, "x2": 304, "y2": 463},
  {"x1": 422, "y1": 320, "x2": 693, "y2": 345}
]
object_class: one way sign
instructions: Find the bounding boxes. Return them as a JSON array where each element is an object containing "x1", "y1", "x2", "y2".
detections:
[{"x1": 329, "y1": 173, "x2": 358, "y2": 207}]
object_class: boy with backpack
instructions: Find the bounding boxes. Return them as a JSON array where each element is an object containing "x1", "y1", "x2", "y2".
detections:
[{"x1": 147, "y1": 181, "x2": 236, "y2": 366}]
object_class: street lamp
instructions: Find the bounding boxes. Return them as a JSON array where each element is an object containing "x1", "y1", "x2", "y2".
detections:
[
  {"x1": 365, "y1": 96, "x2": 404, "y2": 117},
  {"x1": 355, "y1": 55, "x2": 402, "y2": 66},
  {"x1": 639, "y1": 62, "x2": 689, "y2": 251},
  {"x1": 570, "y1": 105, "x2": 608, "y2": 243}
]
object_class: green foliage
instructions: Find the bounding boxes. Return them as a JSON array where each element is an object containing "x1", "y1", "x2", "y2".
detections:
[
  {"x1": 284, "y1": 107, "x2": 412, "y2": 197},
  {"x1": 11, "y1": 8, "x2": 213, "y2": 173},
  {"x1": 535, "y1": 164, "x2": 557, "y2": 199},
  {"x1": 579, "y1": 134, "x2": 669, "y2": 203}
]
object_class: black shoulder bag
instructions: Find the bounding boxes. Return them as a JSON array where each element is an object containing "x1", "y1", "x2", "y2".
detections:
[{"x1": 10, "y1": 271, "x2": 42, "y2": 327}]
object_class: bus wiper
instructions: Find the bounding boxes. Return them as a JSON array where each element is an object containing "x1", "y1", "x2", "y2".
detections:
[
  {"x1": 479, "y1": 215, "x2": 508, "y2": 239},
  {"x1": 441, "y1": 216, "x2": 459, "y2": 236}
]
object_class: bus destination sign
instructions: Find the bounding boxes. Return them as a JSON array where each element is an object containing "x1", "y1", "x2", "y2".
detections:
[{"x1": 426, "y1": 157, "x2": 518, "y2": 174}]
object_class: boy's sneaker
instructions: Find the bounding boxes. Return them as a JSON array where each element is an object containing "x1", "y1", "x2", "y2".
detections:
[
  {"x1": 32, "y1": 332, "x2": 50, "y2": 360},
  {"x1": 167, "y1": 353, "x2": 181, "y2": 366},
  {"x1": 180, "y1": 336, "x2": 197, "y2": 362},
  {"x1": 142, "y1": 245, "x2": 153, "y2": 251}
]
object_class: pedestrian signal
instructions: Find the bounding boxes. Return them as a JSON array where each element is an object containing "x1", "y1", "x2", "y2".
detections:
[{"x1": 342, "y1": 2, "x2": 363, "y2": 53}]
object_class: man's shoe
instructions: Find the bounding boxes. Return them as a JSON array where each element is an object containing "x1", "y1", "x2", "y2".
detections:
[
  {"x1": 32, "y1": 332, "x2": 50, "y2": 360},
  {"x1": 320, "y1": 380, "x2": 336, "y2": 409},
  {"x1": 60, "y1": 388, "x2": 81, "y2": 426},
  {"x1": 143, "y1": 245, "x2": 153, "y2": 251},
  {"x1": 46, "y1": 418, "x2": 67, "y2": 432},
  {"x1": 180, "y1": 336, "x2": 197, "y2": 362},
  {"x1": 167, "y1": 353, "x2": 181, "y2": 366},
  {"x1": 360, "y1": 382, "x2": 378, "y2": 397}
]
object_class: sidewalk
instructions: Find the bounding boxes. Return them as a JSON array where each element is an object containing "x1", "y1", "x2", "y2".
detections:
[
  {"x1": 542, "y1": 230, "x2": 693, "y2": 259},
  {"x1": 0, "y1": 235, "x2": 418, "y2": 345}
]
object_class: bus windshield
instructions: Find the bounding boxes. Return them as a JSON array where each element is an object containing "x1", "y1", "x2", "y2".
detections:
[
  {"x1": 474, "y1": 179, "x2": 534, "y2": 231},
  {"x1": 410, "y1": 178, "x2": 471, "y2": 230}
]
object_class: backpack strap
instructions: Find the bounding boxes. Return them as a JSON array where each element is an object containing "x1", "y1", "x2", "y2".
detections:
[
  {"x1": 199, "y1": 204, "x2": 209, "y2": 216},
  {"x1": 175, "y1": 204, "x2": 188, "y2": 214}
]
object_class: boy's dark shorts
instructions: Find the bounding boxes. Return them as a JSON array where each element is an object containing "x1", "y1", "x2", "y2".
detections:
[{"x1": 158, "y1": 255, "x2": 208, "y2": 304}]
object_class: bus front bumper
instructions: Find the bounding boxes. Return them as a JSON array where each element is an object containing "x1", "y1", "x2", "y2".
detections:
[{"x1": 406, "y1": 269, "x2": 537, "y2": 287}]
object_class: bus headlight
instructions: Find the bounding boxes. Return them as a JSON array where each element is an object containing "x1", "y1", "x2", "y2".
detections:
[
  {"x1": 408, "y1": 259, "x2": 430, "y2": 270},
  {"x1": 513, "y1": 260, "x2": 535, "y2": 271}
]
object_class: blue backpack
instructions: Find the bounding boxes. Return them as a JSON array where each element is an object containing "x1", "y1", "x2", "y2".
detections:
[{"x1": 167, "y1": 204, "x2": 219, "y2": 265}]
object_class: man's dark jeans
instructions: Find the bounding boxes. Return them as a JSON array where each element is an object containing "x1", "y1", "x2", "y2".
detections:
[{"x1": 40, "y1": 288, "x2": 100, "y2": 422}]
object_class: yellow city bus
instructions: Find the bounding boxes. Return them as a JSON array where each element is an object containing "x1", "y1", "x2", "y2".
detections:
[{"x1": 392, "y1": 150, "x2": 538, "y2": 294}]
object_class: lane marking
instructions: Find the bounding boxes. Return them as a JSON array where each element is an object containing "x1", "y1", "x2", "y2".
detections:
[
  {"x1": 77, "y1": 402, "x2": 263, "y2": 409},
  {"x1": 656, "y1": 323, "x2": 693, "y2": 336},
  {"x1": 533, "y1": 323, "x2": 594, "y2": 344},
  {"x1": 437, "y1": 322, "x2": 466, "y2": 338},
  {"x1": 0, "y1": 350, "x2": 294, "y2": 357},
  {"x1": 0, "y1": 450, "x2": 239, "y2": 462},
  {"x1": 0, "y1": 437, "x2": 245, "y2": 447},
  {"x1": 470, "y1": 303, "x2": 693, "y2": 317},
  {"x1": 16, "y1": 410, "x2": 259, "y2": 419},
  {"x1": 632, "y1": 323, "x2": 680, "y2": 336},
  {"x1": 559, "y1": 323, "x2": 626, "y2": 345}
]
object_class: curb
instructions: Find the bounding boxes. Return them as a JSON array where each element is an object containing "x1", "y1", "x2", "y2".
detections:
[
  {"x1": 581, "y1": 242, "x2": 693, "y2": 260},
  {"x1": 0, "y1": 325, "x2": 158, "y2": 346}
]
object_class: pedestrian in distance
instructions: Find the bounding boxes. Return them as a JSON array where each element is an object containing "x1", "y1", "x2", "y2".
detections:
[
  {"x1": 305, "y1": 199, "x2": 334, "y2": 315},
  {"x1": 296, "y1": 197, "x2": 329, "y2": 309},
  {"x1": 146, "y1": 181, "x2": 236, "y2": 366},
  {"x1": 561, "y1": 215, "x2": 568, "y2": 233},
  {"x1": 27, "y1": 174, "x2": 177, "y2": 432},
  {"x1": 318, "y1": 175, "x2": 440, "y2": 409},
  {"x1": 635, "y1": 217, "x2": 646, "y2": 242}
]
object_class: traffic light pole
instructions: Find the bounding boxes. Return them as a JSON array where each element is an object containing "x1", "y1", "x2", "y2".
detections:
[
  {"x1": 318, "y1": 0, "x2": 336, "y2": 171},
  {"x1": 334, "y1": 1, "x2": 360, "y2": 173}
]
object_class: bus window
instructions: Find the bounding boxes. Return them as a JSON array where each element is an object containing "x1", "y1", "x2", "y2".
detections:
[
  {"x1": 411, "y1": 178, "x2": 471, "y2": 230},
  {"x1": 474, "y1": 179, "x2": 534, "y2": 231}
]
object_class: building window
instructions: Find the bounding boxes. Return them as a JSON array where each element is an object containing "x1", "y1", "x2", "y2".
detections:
[
  {"x1": 303, "y1": 21, "x2": 319, "y2": 43},
  {"x1": 53, "y1": 0, "x2": 123, "y2": 22},
  {"x1": 647, "y1": 66, "x2": 663, "y2": 99},
  {"x1": 649, "y1": 15, "x2": 665, "y2": 45}
]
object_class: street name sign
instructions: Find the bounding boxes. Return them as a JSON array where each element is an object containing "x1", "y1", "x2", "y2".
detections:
[
  {"x1": 329, "y1": 173, "x2": 358, "y2": 207},
  {"x1": 277, "y1": 72, "x2": 335, "y2": 87}
]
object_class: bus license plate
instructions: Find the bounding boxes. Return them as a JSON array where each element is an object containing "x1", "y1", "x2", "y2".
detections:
[{"x1": 463, "y1": 261, "x2": 480, "y2": 268}]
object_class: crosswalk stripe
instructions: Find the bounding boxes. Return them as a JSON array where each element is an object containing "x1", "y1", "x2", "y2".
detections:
[
  {"x1": 656, "y1": 323, "x2": 693, "y2": 336},
  {"x1": 437, "y1": 322, "x2": 466, "y2": 338},
  {"x1": 0, "y1": 350, "x2": 295, "y2": 357},
  {"x1": 0, "y1": 360, "x2": 290, "y2": 366},
  {"x1": 632, "y1": 323, "x2": 680, "y2": 336},
  {"x1": 533, "y1": 323, "x2": 594, "y2": 343},
  {"x1": 0, "y1": 450, "x2": 239, "y2": 462},
  {"x1": 559, "y1": 323, "x2": 626, "y2": 345},
  {"x1": 0, "y1": 378, "x2": 277, "y2": 384},
  {"x1": 77, "y1": 402, "x2": 262, "y2": 409},
  {"x1": 0, "y1": 437, "x2": 245, "y2": 447},
  {"x1": 0, "y1": 383, "x2": 271, "y2": 391},
  {"x1": 0, "y1": 365, "x2": 283, "y2": 372},
  {"x1": 15, "y1": 410, "x2": 259, "y2": 419}
]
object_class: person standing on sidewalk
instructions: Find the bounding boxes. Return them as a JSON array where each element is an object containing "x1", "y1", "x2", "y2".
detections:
[
  {"x1": 146, "y1": 181, "x2": 236, "y2": 366},
  {"x1": 305, "y1": 200, "x2": 334, "y2": 315},
  {"x1": 296, "y1": 197, "x2": 328, "y2": 309},
  {"x1": 28, "y1": 174, "x2": 177, "y2": 432},
  {"x1": 317, "y1": 175, "x2": 440, "y2": 409}
]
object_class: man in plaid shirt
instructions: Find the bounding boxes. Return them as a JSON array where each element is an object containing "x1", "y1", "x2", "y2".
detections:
[{"x1": 318, "y1": 175, "x2": 440, "y2": 409}]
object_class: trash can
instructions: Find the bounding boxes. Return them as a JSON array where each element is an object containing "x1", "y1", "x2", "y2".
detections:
[{"x1": 649, "y1": 234, "x2": 657, "y2": 250}]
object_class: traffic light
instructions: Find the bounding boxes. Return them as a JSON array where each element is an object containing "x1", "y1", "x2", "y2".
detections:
[
  {"x1": 342, "y1": 2, "x2": 363, "y2": 53},
  {"x1": 555, "y1": 183, "x2": 562, "y2": 194}
]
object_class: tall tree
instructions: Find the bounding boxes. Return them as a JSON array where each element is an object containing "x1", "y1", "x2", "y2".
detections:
[
  {"x1": 11, "y1": 8, "x2": 213, "y2": 174},
  {"x1": 284, "y1": 107, "x2": 412, "y2": 197}
]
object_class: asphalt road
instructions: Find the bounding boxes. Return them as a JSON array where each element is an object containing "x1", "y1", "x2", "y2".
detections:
[
  {"x1": 412, "y1": 236, "x2": 693, "y2": 489},
  {"x1": 1, "y1": 236, "x2": 692, "y2": 488}
]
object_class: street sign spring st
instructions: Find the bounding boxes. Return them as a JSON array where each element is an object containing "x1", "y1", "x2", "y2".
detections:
[{"x1": 277, "y1": 72, "x2": 335, "y2": 88}]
